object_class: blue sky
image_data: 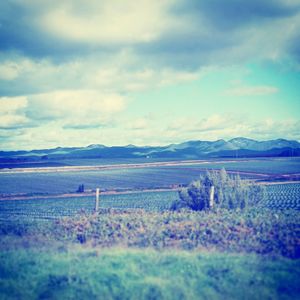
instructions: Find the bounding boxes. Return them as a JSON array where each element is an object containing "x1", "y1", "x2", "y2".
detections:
[{"x1": 0, "y1": 0, "x2": 300, "y2": 150}]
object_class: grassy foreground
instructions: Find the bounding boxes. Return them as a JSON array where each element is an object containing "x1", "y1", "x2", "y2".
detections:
[
  {"x1": 1, "y1": 208, "x2": 299, "y2": 299},
  {"x1": 1, "y1": 247, "x2": 300, "y2": 300}
]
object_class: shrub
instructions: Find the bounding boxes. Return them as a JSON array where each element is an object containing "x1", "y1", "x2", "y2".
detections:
[
  {"x1": 76, "y1": 184, "x2": 85, "y2": 193},
  {"x1": 171, "y1": 168, "x2": 266, "y2": 211}
]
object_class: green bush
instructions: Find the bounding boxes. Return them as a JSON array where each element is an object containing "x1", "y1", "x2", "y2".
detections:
[
  {"x1": 76, "y1": 184, "x2": 85, "y2": 193},
  {"x1": 171, "y1": 168, "x2": 266, "y2": 211}
]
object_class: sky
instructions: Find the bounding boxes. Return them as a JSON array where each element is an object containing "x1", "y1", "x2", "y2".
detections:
[{"x1": 0, "y1": 0, "x2": 300, "y2": 150}]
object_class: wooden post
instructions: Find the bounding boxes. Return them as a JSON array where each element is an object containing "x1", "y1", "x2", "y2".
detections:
[
  {"x1": 209, "y1": 186, "x2": 214, "y2": 208},
  {"x1": 95, "y1": 188, "x2": 100, "y2": 212}
]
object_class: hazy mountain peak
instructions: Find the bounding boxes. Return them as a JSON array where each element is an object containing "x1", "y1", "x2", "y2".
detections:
[
  {"x1": 214, "y1": 139, "x2": 227, "y2": 144},
  {"x1": 86, "y1": 144, "x2": 106, "y2": 149},
  {"x1": 228, "y1": 137, "x2": 256, "y2": 143}
]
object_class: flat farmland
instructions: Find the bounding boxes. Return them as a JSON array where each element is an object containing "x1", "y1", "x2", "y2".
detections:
[
  {"x1": 169, "y1": 158, "x2": 300, "y2": 174},
  {"x1": 0, "y1": 167, "x2": 194, "y2": 195},
  {"x1": 0, "y1": 191, "x2": 177, "y2": 222},
  {"x1": 0, "y1": 158, "x2": 299, "y2": 196},
  {"x1": 1, "y1": 184, "x2": 299, "y2": 222}
]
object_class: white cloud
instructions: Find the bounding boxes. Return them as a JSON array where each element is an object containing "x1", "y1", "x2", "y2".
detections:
[
  {"x1": 196, "y1": 114, "x2": 227, "y2": 132},
  {"x1": 0, "y1": 115, "x2": 29, "y2": 129},
  {"x1": 1, "y1": 53, "x2": 202, "y2": 95},
  {"x1": 0, "y1": 96, "x2": 30, "y2": 129},
  {"x1": 249, "y1": 118, "x2": 300, "y2": 139},
  {"x1": 39, "y1": 0, "x2": 178, "y2": 44},
  {"x1": 125, "y1": 116, "x2": 300, "y2": 145},
  {"x1": 167, "y1": 114, "x2": 236, "y2": 133},
  {"x1": 0, "y1": 62, "x2": 20, "y2": 80},
  {"x1": 158, "y1": 69, "x2": 200, "y2": 87},
  {"x1": 0, "y1": 58, "x2": 37, "y2": 81},
  {"x1": 224, "y1": 85, "x2": 279, "y2": 96},
  {"x1": 26, "y1": 90, "x2": 126, "y2": 127},
  {"x1": 126, "y1": 118, "x2": 148, "y2": 130},
  {"x1": 0, "y1": 96, "x2": 28, "y2": 114},
  {"x1": 0, "y1": 90, "x2": 126, "y2": 131}
]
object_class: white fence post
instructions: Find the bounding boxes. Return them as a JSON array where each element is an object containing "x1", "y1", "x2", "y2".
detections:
[
  {"x1": 209, "y1": 186, "x2": 214, "y2": 208},
  {"x1": 95, "y1": 188, "x2": 100, "y2": 212}
]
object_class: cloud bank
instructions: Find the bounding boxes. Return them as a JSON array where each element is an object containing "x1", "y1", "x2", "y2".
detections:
[{"x1": 0, "y1": 0, "x2": 299, "y2": 149}]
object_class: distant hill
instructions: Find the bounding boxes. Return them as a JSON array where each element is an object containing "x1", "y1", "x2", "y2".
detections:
[{"x1": 0, "y1": 138, "x2": 300, "y2": 162}]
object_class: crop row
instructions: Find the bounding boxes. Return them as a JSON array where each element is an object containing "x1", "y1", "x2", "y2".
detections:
[
  {"x1": 0, "y1": 184, "x2": 299, "y2": 221},
  {"x1": 263, "y1": 184, "x2": 300, "y2": 210},
  {"x1": 1, "y1": 158, "x2": 300, "y2": 195}
]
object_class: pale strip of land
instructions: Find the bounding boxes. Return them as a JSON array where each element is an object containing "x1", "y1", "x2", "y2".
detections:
[{"x1": 0, "y1": 158, "x2": 266, "y2": 174}]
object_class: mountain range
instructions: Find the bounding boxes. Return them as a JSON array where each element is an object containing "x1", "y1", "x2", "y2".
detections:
[{"x1": 1, "y1": 138, "x2": 300, "y2": 163}]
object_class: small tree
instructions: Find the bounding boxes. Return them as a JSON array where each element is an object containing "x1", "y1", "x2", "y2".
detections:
[
  {"x1": 76, "y1": 184, "x2": 85, "y2": 193},
  {"x1": 171, "y1": 168, "x2": 265, "y2": 211}
]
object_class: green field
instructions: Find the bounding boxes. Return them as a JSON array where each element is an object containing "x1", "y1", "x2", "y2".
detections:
[
  {"x1": 1, "y1": 248, "x2": 299, "y2": 300},
  {"x1": 1, "y1": 208, "x2": 299, "y2": 299}
]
